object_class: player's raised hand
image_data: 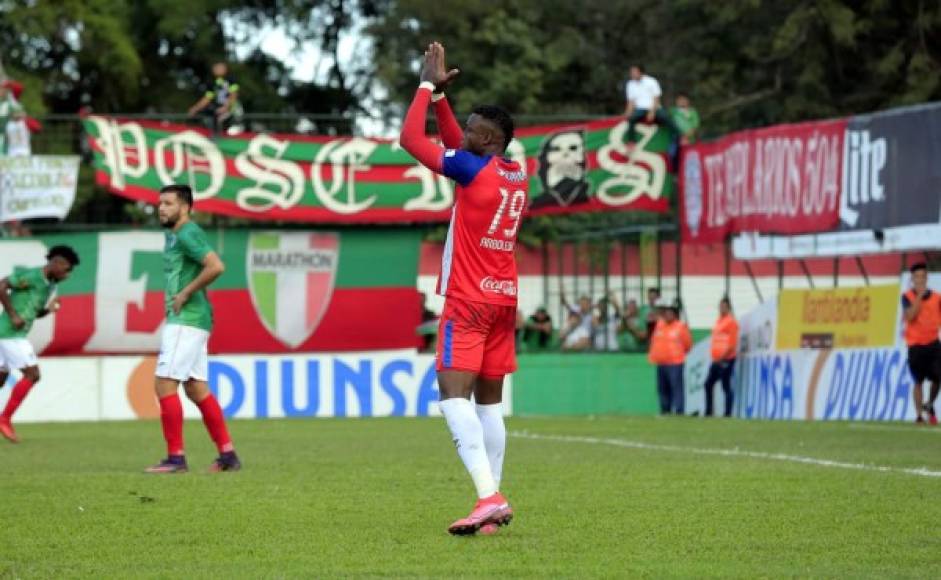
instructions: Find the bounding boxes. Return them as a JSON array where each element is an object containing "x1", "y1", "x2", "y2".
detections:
[
  {"x1": 419, "y1": 42, "x2": 459, "y2": 91},
  {"x1": 431, "y1": 42, "x2": 459, "y2": 92}
]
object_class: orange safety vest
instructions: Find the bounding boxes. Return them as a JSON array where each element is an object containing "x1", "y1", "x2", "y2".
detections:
[
  {"x1": 648, "y1": 319, "x2": 692, "y2": 365},
  {"x1": 710, "y1": 314, "x2": 739, "y2": 361},
  {"x1": 903, "y1": 289, "x2": 941, "y2": 346}
]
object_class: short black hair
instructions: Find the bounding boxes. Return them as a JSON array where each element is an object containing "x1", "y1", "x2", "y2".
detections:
[
  {"x1": 910, "y1": 262, "x2": 928, "y2": 274},
  {"x1": 160, "y1": 184, "x2": 194, "y2": 208},
  {"x1": 648, "y1": 287, "x2": 661, "y2": 296},
  {"x1": 47, "y1": 245, "x2": 80, "y2": 267},
  {"x1": 472, "y1": 105, "x2": 514, "y2": 152},
  {"x1": 631, "y1": 63, "x2": 645, "y2": 73},
  {"x1": 676, "y1": 92, "x2": 690, "y2": 100}
]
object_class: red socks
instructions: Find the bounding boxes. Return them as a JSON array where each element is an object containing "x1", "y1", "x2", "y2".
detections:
[
  {"x1": 158, "y1": 394, "x2": 184, "y2": 456},
  {"x1": 1, "y1": 377, "x2": 35, "y2": 421},
  {"x1": 197, "y1": 394, "x2": 233, "y2": 453}
]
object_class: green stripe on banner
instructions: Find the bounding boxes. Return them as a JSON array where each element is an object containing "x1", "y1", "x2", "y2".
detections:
[
  {"x1": 85, "y1": 115, "x2": 674, "y2": 223},
  {"x1": 336, "y1": 230, "x2": 421, "y2": 288},
  {"x1": 252, "y1": 271, "x2": 277, "y2": 329}
]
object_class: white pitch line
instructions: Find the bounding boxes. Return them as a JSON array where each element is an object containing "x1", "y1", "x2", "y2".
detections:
[{"x1": 510, "y1": 431, "x2": 941, "y2": 479}]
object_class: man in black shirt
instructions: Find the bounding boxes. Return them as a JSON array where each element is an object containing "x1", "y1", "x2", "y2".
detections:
[{"x1": 188, "y1": 62, "x2": 243, "y2": 134}]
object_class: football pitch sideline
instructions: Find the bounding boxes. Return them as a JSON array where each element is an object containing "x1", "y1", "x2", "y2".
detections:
[{"x1": 1, "y1": 416, "x2": 939, "y2": 578}]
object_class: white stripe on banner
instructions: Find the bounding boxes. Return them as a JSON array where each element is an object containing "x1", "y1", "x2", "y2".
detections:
[
  {"x1": 510, "y1": 431, "x2": 941, "y2": 479},
  {"x1": 276, "y1": 233, "x2": 310, "y2": 345}
]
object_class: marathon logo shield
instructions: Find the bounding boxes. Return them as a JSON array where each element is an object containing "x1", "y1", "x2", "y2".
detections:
[{"x1": 247, "y1": 232, "x2": 339, "y2": 348}]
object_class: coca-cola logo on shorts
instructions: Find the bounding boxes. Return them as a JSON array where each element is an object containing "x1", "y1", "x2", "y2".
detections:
[{"x1": 479, "y1": 276, "x2": 517, "y2": 297}]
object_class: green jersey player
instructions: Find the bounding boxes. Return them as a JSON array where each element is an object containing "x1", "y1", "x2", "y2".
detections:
[
  {"x1": 145, "y1": 184, "x2": 241, "y2": 474},
  {"x1": 0, "y1": 246, "x2": 80, "y2": 443}
]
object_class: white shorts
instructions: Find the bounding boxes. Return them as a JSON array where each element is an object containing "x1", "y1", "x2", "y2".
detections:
[
  {"x1": 0, "y1": 338, "x2": 38, "y2": 372},
  {"x1": 156, "y1": 324, "x2": 209, "y2": 382}
]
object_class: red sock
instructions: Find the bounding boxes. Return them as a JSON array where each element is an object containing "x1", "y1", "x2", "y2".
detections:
[
  {"x1": 158, "y1": 394, "x2": 185, "y2": 456},
  {"x1": 1, "y1": 377, "x2": 35, "y2": 421},
  {"x1": 197, "y1": 394, "x2": 233, "y2": 453}
]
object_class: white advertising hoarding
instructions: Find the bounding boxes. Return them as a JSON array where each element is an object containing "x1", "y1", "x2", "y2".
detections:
[{"x1": 0, "y1": 351, "x2": 512, "y2": 423}]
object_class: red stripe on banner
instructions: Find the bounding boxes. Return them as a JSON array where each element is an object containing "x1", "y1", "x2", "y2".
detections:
[
  {"x1": 108, "y1": 183, "x2": 452, "y2": 224},
  {"x1": 209, "y1": 287, "x2": 423, "y2": 353},
  {"x1": 127, "y1": 290, "x2": 165, "y2": 333},
  {"x1": 43, "y1": 295, "x2": 96, "y2": 355},
  {"x1": 40, "y1": 287, "x2": 422, "y2": 355}
]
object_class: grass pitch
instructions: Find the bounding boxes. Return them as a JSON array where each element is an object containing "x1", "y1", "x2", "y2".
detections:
[{"x1": 1, "y1": 416, "x2": 940, "y2": 578}]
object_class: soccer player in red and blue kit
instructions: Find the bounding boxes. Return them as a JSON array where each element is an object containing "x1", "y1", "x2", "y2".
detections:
[{"x1": 400, "y1": 42, "x2": 528, "y2": 536}]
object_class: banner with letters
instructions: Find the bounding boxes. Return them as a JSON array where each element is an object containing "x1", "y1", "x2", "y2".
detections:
[
  {"x1": 730, "y1": 102, "x2": 941, "y2": 258},
  {"x1": 681, "y1": 118, "x2": 847, "y2": 243},
  {"x1": 839, "y1": 102, "x2": 941, "y2": 231},
  {"x1": 0, "y1": 155, "x2": 80, "y2": 223},
  {"x1": 0, "y1": 229, "x2": 423, "y2": 355},
  {"x1": 83, "y1": 115, "x2": 674, "y2": 223},
  {"x1": 0, "y1": 352, "x2": 513, "y2": 423},
  {"x1": 686, "y1": 101, "x2": 941, "y2": 250}
]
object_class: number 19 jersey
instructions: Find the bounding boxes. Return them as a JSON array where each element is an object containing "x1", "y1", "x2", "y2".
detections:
[{"x1": 437, "y1": 149, "x2": 528, "y2": 307}]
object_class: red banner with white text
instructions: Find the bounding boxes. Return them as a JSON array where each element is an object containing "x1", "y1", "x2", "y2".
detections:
[{"x1": 680, "y1": 118, "x2": 847, "y2": 243}]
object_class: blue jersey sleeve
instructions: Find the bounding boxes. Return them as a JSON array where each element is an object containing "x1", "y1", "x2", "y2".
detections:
[{"x1": 441, "y1": 149, "x2": 490, "y2": 187}]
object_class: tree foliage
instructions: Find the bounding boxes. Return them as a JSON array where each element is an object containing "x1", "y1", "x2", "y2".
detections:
[
  {"x1": 0, "y1": 0, "x2": 379, "y2": 117},
  {"x1": 369, "y1": 0, "x2": 941, "y2": 135}
]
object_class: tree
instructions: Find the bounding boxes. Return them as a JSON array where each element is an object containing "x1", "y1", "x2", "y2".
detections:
[
  {"x1": 367, "y1": 0, "x2": 941, "y2": 135},
  {"x1": 0, "y1": 0, "x2": 378, "y2": 117}
]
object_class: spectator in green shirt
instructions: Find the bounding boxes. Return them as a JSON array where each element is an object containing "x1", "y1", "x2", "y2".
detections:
[{"x1": 670, "y1": 93, "x2": 700, "y2": 145}]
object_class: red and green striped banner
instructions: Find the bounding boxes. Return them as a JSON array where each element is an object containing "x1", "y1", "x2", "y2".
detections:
[
  {"x1": 83, "y1": 116, "x2": 674, "y2": 223},
  {"x1": 0, "y1": 229, "x2": 423, "y2": 354}
]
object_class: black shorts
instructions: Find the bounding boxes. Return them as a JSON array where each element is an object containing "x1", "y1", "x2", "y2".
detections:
[{"x1": 908, "y1": 341, "x2": 941, "y2": 384}]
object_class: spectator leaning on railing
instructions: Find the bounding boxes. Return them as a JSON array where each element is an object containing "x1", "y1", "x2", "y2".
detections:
[
  {"x1": 669, "y1": 92, "x2": 700, "y2": 146},
  {"x1": 648, "y1": 300, "x2": 692, "y2": 415},
  {"x1": 593, "y1": 293, "x2": 622, "y2": 352},
  {"x1": 638, "y1": 287, "x2": 661, "y2": 348},
  {"x1": 522, "y1": 307, "x2": 553, "y2": 350},
  {"x1": 560, "y1": 290, "x2": 594, "y2": 352},
  {"x1": 620, "y1": 298, "x2": 647, "y2": 352},
  {"x1": 188, "y1": 62, "x2": 244, "y2": 135}
]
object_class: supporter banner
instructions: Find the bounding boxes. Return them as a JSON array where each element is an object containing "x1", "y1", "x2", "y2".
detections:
[
  {"x1": 776, "y1": 285, "x2": 900, "y2": 350},
  {"x1": 0, "y1": 353, "x2": 513, "y2": 423},
  {"x1": 681, "y1": 118, "x2": 846, "y2": 243},
  {"x1": 0, "y1": 155, "x2": 80, "y2": 222},
  {"x1": 0, "y1": 229, "x2": 423, "y2": 354},
  {"x1": 840, "y1": 102, "x2": 941, "y2": 230},
  {"x1": 83, "y1": 116, "x2": 673, "y2": 224}
]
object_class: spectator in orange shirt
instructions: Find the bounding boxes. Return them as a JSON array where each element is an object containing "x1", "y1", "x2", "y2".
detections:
[
  {"x1": 704, "y1": 297, "x2": 738, "y2": 417},
  {"x1": 648, "y1": 300, "x2": 692, "y2": 415},
  {"x1": 901, "y1": 263, "x2": 941, "y2": 425}
]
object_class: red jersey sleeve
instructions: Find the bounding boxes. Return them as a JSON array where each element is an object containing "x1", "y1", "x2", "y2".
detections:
[
  {"x1": 433, "y1": 97, "x2": 464, "y2": 149},
  {"x1": 399, "y1": 86, "x2": 445, "y2": 173}
]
